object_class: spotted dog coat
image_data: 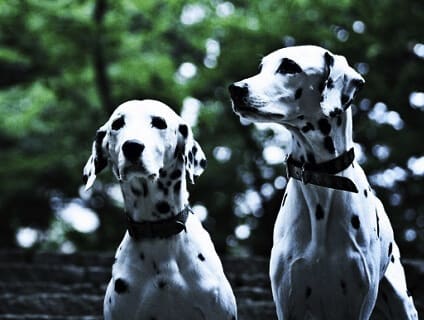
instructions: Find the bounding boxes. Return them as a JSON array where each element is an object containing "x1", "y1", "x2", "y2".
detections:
[
  {"x1": 83, "y1": 100, "x2": 237, "y2": 320},
  {"x1": 229, "y1": 46, "x2": 418, "y2": 320}
]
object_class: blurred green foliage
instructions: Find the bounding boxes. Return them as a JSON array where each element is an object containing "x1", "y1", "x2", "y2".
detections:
[{"x1": 0, "y1": 0, "x2": 423, "y2": 257}]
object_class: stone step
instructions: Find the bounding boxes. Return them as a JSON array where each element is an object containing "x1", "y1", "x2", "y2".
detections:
[
  {"x1": 0, "y1": 251, "x2": 422, "y2": 319},
  {"x1": 0, "y1": 293, "x2": 102, "y2": 315},
  {"x1": 0, "y1": 264, "x2": 109, "y2": 285},
  {"x1": 0, "y1": 263, "x2": 271, "y2": 290},
  {"x1": 0, "y1": 316, "x2": 101, "y2": 320},
  {"x1": 0, "y1": 283, "x2": 273, "y2": 316},
  {"x1": 0, "y1": 282, "x2": 106, "y2": 295}
]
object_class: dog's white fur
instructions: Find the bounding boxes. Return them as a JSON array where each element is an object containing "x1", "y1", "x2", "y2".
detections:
[
  {"x1": 230, "y1": 45, "x2": 418, "y2": 320},
  {"x1": 83, "y1": 100, "x2": 237, "y2": 320}
]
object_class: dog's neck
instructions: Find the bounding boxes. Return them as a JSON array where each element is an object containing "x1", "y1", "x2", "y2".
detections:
[
  {"x1": 288, "y1": 109, "x2": 354, "y2": 165},
  {"x1": 119, "y1": 168, "x2": 188, "y2": 222}
]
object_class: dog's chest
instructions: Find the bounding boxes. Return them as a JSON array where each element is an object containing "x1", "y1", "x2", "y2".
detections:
[
  {"x1": 274, "y1": 167, "x2": 379, "y2": 257},
  {"x1": 107, "y1": 220, "x2": 227, "y2": 318}
]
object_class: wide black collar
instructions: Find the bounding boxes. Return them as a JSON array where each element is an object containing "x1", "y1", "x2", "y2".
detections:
[
  {"x1": 286, "y1": 148, "x2": 358, "y2": 193},
  {"x1": 126, "y1": 206, "x2": 191, "y2": 240}
]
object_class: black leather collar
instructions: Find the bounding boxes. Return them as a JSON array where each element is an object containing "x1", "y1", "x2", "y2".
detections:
[
  {"x1": 286, "y1": 148, "x2": 358, "y2": 193},
  {"x1": 126, "y1": 206, "x2": 191, "y2": 240}
]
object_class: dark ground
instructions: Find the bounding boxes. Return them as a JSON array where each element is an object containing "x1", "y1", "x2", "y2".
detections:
[{"x1": 0, "y1": 251, "x2": 422, "y2": 319}]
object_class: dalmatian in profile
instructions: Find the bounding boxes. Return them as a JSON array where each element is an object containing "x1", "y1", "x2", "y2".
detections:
[
  {"x1": 229, "y1": 45, "x2": 418, "y2": 320},
  {"x1": 83, "y1": 100, "x2": 237, "y2": 320}
]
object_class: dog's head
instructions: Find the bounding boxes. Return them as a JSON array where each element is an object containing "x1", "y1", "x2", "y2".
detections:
[
  {"x1": 83, "y1": 100, "x2": 206, "y2": 190},
  {"x1": 229, "y1": 45, "x2": 364, "y2": 124}
]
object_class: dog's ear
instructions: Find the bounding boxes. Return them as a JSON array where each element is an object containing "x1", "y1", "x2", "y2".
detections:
[
  {"x1": 320, "y1": 51, "x2": 365, "y2": 117},
  {"x1": 176, "y1": 123, "x2": 207, "y2": 184},
  {"x1": 82, "y1": 125, "x2": 108, "y2": 190}
]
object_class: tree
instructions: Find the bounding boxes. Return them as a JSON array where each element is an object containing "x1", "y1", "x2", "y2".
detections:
[{"x1": 0, "y1": 0, "x2": 423, "y2": 258}]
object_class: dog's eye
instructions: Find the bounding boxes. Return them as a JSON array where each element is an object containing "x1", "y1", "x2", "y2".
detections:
[
  {"x1": 111, "y1": 116, "x2": 125, "y2": 131},
  {"x1": 276, "y1": 58, "x2": 303, "y2": 74},
  {"x1": 151, "y1": 116, "x2": 167, "y2": 130}
]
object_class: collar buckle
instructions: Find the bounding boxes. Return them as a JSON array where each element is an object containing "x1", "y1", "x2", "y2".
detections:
[{"x1": 300, "y1": 163, "x2": 311, "y2": 185}]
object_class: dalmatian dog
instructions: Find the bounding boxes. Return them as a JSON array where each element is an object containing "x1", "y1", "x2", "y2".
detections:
[
  {"x1": 229, "y1": 45, "x2": 418, "y2": 320},
  {"x1": 83, "y1": 100, "x2": 237, "y2": 320}
]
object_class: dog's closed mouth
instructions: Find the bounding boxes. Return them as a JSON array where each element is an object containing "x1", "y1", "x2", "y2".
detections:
[
  {"x1": 234, "y1": 104, "x2": 285, "y2": 120},
  {"x1": 120, "y1": 163, "x2": 153, "y2": 180}
]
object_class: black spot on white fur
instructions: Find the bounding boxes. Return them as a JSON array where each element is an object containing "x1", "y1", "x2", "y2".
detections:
[
  {"x1": 364, "y1": 189, "x2": 368, "y2": 197},
  {"x1": 94, "y1": 130, "x2": 107, "y2": 173},
  {"x1": 179, "y1": 124, "x2": 188, "y2": 138},
  {"x1": 114, "y1": 278, "x2": 129, "y2": 294},
  {"x1": 324, "y1": 52, "x2": 334, "y2": 67},
  {"x1": 151, "y1": 116, "x2": 167, "y2": 129},
  {"x1": 111, "y1": 115, "x2": 125, "y2": 130},
  {"x1": 324, "y1": 136, "x2": 335, "y2": 154},
  {"x1": 376, "y1": 210, "x2": 380, "y2": 238},
  {"x1": 316, "y1": 204, "x2": 324, "y2": 220},
  {"x1": 198, "y1": 253, "x2": 206, "y2": 261},
  {"x1": 329, "y1": 108, "x2": 342, "y2": 118},
  {"x1": 200, "y1": 159, "x2": 207, "y2": 169},
  {"x1": 301, "y1": 122, "x2": 315, "y2": 133},
  {"x1": 318, "y1": 118, "x2": 331, "y2": 135},
  {"x1": 159, "y1": 168, "x2": 167, "y2": 178},
  {"x1": 277, "y1": 58, "x2": 303, "y2": 74},
  {"x1": 156, "y1": 201, "x2": 170, "y2": 214},
  {"x1": 295, "y1": 88, "x2": 303, "y2": 100},
  {"x1": 351, "y1": 215, "x2": 360, "y2": 229}
]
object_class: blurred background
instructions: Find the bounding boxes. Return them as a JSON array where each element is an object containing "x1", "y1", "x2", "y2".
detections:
[{"x1": 0, "y1": 0, "x2": 422, "y2": 259}]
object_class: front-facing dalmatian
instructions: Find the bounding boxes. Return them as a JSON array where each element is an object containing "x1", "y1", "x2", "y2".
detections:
[
  {"x1": 229, "y1": 45, "x2": 418, "y2": 320},
  {"x1": 83, "y1": 100, "x2": 237, "y2": 320}
]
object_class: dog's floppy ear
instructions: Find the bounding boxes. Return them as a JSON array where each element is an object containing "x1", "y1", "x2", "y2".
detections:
[
  {"x1": 320, "y1": 51, "x2": 365, "y2": 117},
  {"x1": 176, "y1": 123, "x2": 207, "y2": 184},
  {"x1": 82, "y1": 125, "x2": 108, "y2": 190}
]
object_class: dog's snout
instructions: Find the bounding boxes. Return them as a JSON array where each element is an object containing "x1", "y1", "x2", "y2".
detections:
[
  {"x1": 122, "y1": 140, "x2": 145, "y2": 162},
  {"x1": 228, "y1": 83, "x2": 249, "y2": 100}
]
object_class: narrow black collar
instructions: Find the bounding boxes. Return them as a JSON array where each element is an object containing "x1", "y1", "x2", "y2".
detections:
[
  {"x1": 126, "y1": 206, "x2": 191, "y2": 240},
  {"x1": 286, "y1": 148, "x2": 358, "y2": 193}
]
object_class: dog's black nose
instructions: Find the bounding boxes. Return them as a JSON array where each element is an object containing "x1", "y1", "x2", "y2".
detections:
[
  {"x1": 122, "y1": 140, "x2": 145, "y2": 162},
  {"x1": 228, "y1": 83, "x2": 249, "y2": 100}
]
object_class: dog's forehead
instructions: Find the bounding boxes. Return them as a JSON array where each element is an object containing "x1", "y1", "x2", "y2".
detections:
[
  {"x1": 262, "y1": 45, "x2": 328, "y2": 71},
  {"x1": 110, "y1": 99, "x2": 180, "y2": 125}
]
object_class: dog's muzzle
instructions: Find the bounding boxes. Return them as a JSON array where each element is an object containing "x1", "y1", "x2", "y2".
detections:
[{"x1": 228, "y1": 83, "x2": 251, "y2": 111}]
